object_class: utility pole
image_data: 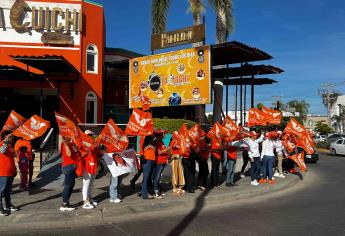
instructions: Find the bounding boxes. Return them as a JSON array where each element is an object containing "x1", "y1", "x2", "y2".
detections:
[{"x1": 318, "y1": 82, "x2": 335, "y2": 125}]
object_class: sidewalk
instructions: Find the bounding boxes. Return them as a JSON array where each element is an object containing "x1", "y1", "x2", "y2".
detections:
[{"x1": 0, "y1": 157, "x2": 302, "y2": 232}]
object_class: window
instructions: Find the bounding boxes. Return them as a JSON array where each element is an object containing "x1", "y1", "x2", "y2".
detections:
[
  {"x1": 85, "y1": 92, "x2": 97, "y2": 123},
  {"x1": 86, "y1": 44, "x2": 98, "y2": 74},
  {"x1": 336, "y1": 140, "x2": 343, "y2": 144}
]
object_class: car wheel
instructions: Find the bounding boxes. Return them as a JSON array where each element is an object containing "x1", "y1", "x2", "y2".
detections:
[{"x1": 331, "y1": 148, "x2": 337, "y2": 156}]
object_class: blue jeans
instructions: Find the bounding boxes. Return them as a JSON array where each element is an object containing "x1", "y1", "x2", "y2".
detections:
[
  {"x1": 0, "y1": 176, "x2": 14, "y2": 210},
  {"x1": 226, "y1": 159, "x2": 236, "y2": 184},
  {"x1": 62, "y1": 164, "x2": 76, "y2": 203},
  {"x1": 261, "y1": 156, "x2": 275, "y2": 180},
  {"x1": 250, "y1": 157, "x2": 261, "y2": 181},
  {"x1": 109, "y1": 175, "x2": 122, "y2": 200},
  {"x1": 141, "y1": 159, "x2": 154, "y2": 198},
  {"x1": 153, "y1": 164, "x2": 166, "y2": 193}
]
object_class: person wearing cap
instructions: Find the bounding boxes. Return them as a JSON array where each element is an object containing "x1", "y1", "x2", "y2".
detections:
[
  {"x1": 243, "y1": 131, "x2": 264, "y2": 186},
  {"x1": 81, "y1": 130, "x2": 100, "y2": 209},
  {"x1": 273, "y1": 131, "x2": 287, "y2": 178}
]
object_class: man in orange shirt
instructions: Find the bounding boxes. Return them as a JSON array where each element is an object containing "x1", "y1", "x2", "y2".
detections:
[{"x1": 0, "y1": 131, "x2": 19, "y2": 216}]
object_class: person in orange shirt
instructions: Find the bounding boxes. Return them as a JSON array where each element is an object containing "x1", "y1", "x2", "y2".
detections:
[
  {"x1": 140, "y1": 135, "x2": 156, "y2": 199},
  {"x1": 152, "y1": 131, "x2": 169, "y2": 198},
  {"x1": 0, "y1": 131, "x2": 19, "y2": 216},
  {"x1": 210, "y1": 138, "x2": 223, "y2": 188},
  {"x1": 14, "y1": 139, "x2": 34, "y2": 187},
  {"x1": 225, "y1": 141, "x2": 239, "y2": 187}
]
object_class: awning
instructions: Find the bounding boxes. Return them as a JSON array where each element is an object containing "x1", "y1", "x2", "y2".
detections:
[
  {"x1": 211, "y1": 41, "x2": 273, "y2": 66},
  {"x1": 223, "y1": 77, "x2": 277, "y2": 86},
  {"x1": 11, "y1": 55, "x2": 79, "y2": 75},
  {"x1": 0, "y1": 65, "x2": 43, "y2": 81},
  {"x1": 213, "y1": 64, "x2": 284, "y2": 78}
]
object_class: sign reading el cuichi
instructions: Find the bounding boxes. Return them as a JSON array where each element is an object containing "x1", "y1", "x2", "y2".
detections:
[
  {"x1": 129, "y1": 46, "x2": 211, "y2": 108},
  {"x1": 0, "y1": 0, "x2": 82, "y2": 46},
  {"x1": 151, "y1": 24, "x2": 205, "y2": 51}
]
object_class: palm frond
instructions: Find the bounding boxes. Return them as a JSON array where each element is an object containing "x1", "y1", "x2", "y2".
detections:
[
  {"x1": 152, "y1": 0, "x2": 172, "y2": 34},
  {"x1": 209, "y1": 0, "x2": 234, "y2": 42},
  {"x1": 187, "y1": 0, "x2": 205, "y2": 22}
]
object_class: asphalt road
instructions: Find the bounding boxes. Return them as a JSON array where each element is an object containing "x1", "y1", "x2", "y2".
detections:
[{"x1": 7, "y1": 152, "x2": 345, "y2": 236}]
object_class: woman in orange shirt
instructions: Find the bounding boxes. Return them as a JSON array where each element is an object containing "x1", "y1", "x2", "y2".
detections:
[
  {"x1": 210, "y1": 138, "x2": 223, "y2": 188},
  {"x1": 140, "y1": 135, "x2": 156, "y2": 199},
  {"x1": 169, "y1": 138, "x2": 185, "y2": 195}
]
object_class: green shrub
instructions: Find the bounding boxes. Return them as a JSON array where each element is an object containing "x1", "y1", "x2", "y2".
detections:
[
  {"x1": 316, "y1": 141, "x2": 330, "y2": 149},
  {"x1": 153, "y1": 118, "x2": 196, "y2": 132}
]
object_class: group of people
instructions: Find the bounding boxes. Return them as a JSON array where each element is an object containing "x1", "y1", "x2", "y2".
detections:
[{"x1": 0, "y1": 125, "x2": 300, "y2": 216}]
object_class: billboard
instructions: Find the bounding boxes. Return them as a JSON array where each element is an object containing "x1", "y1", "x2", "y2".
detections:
[{"x1": 129, "y1": 45, "x2": 211, "y2": 108}]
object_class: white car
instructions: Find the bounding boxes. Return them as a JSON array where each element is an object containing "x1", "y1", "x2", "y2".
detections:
[
  {"x1": 330, "y1": 138, "x2": 345, "y2": 155},
  {"x1": 314, "y1": 135, "x2": 327, "y2": 143}
]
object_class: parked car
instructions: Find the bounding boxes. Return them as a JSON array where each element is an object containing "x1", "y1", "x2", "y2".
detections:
[
  {"x1": 330, "y1": 138, "x2": 345, "y2": 156},
  {"x1": 305, "y1": 150, "x2": 319, "y2": 163},
  {"x1": 327, "y1": 134, "x2": 345, "y2": 144},
  {"x1": 314, "y1": 134, "x2": 327, "y2": 143}
]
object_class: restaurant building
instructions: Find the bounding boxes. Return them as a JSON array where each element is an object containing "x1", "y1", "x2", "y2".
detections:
[{"x1": 0, "y1": 0, "x2": 105, "y2": 125}]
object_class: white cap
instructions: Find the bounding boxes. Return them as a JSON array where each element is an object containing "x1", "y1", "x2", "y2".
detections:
[{"x1": 84, "y1": 130, "x2": 94, "y2": 135}]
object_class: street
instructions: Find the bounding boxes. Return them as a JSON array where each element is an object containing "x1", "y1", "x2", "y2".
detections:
[{"x1": 5, "y1": 151, "x2": 345, "y2": 236}]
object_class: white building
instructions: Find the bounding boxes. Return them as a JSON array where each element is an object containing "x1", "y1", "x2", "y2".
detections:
[{"x1": 330, "y1": 95, "x2": 345, "y2": 133}]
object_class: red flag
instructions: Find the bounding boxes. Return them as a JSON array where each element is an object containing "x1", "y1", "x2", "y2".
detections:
[
  {"x1": 137, "y1": 90, "x2": 151, "y2": 111},
  {"x1": 1, "y1": 110, "x2": 26, "y2": 133},
  {"x1": 222, "y1": 116, "x2": 239, "y2": 141},
  {"x1": 296, "y1": 134, "x2": 315, "y2": 155},
  {"x1": 283, "y1": 118, "x2": 306, "y2": 139},
  {"x1": 13, "y1": 115, "x2": 50, "y2": 140},
  {"x1": 125, "y1": 109, "x2": 153, "y2": 136},
  {"x1": 96, "y1": 119, "x2": 129, "y2": 153},
  {"x1": 207, "y1": 122, "x2": 227, "y2": 145},
  {"x1": 261, "y1": 106, "x2": 282, "y2": 125},
  {"x1": 282, "y1": 133, "x2": 297, "y2": 153},
  {"x1": 55, "y1": 112, "x2": 79, "y2": 138},
  {"x1": 289, "y1": 152, "x2": 307, "y2": 172},
  {"x1": 188, "y1": 124, "x2": 206, "y2": 145},
  {"x1": 248, "y1": 108, "x2": 268, "y2": 127},
  {"x1": 231, "y1": 126, "x2": 252, "y2": 141},
  {"x1": 172, "y1": 123, "x2": 192, "y2": 155}
]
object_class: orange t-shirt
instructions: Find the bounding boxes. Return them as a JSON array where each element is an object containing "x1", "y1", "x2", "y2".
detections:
[
  {"x1": 0, "y1": 143, "x2": 16, "y2": 176},
  {"x1": 143, "y1": 146, "x2": 156, "y2": 161},
  {"x1": 211, "y1": 139, "x2": 222, "y2": 160},
  {"x1": 170, "y1": 140, "x2": 180, "y2": 155},
  {"x1": 14, "y1": 139, "x2": 33, "y2": 161},
  {"x1": 227, "y1": 146, "x2": 237, "y2": 160},
  {"x1": 156, "y1": 141, "x2": 168, "y2": 164},
  {"x1": 61, "y1": 143, "x2": 77, "y2": 167}
]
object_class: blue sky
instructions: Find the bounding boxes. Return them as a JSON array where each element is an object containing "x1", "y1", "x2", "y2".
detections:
[{"x1": 95, "y1": 0, "x2": 345, "y2": 115}]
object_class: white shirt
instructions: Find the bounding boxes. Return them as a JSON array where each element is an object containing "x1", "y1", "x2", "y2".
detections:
[
  {"x1": 274, "y1": 140, "x2": 287, "y2": 156},
  {"x1": 243, "y1": 134, "x2": 264, "y2": 158},
  {"x1": 261, "y1": 139, "x2": 280, "y2": 159}
]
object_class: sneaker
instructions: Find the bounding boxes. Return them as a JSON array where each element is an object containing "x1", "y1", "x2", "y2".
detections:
[
  {"x1": 279, "y1": 174, "x2": 286, "y2": 178},
  {"x1": 240, "y1": 173, "x2": 245, "y2": 178},
  {"x1": 274, "y1": 172, "x2": 280, "y2": 177},
  {"x1": 154, "y1": 193, "x2": 163, "y2": 199},
  {"x1": 90, "y1": 199, "x2": 98, "y2": 206},
  {"x1": 59, "y1": 203, "x2": 75, "y2": 212},
  {"x1": 5, "y1": 205, "x2": 19, "y2": 212},
  {"x1": 82, "y1": 202, "x2": 95, "y2": 209},
  {"x1": 142, "y1": 194, "x2": 154, "y2": 200},
  {"x1": 251, "y1": 180, "x2": 259, "y2": 186},
  {"x1": 0, "y1": 209, "x2": 9, "y2": 216},
  {"x1": 109, "y1": 198, "x2": 122, "y2": 203},
  {"x1": 258, "y1": 178, "x2": 267, "y2": 184},
  {"x1": 268, "y1": 179, "x2": 276, "y2": 184}
]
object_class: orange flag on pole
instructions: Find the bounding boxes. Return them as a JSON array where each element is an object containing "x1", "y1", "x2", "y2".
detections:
[
  {"x1": 296, "y1": 134, "x2": 315, "y2": 155},
  {"x1": 96, "y1": 119, "x2": 129, "y2": 153},
  {"x1": 13, "y1": 115, "x2": 50, "y2": 140},
  {"x1": 222, "y1": 116, "x2": 239, "y2": 141},
  {"x1": 125, "y1": 109, "x2": 153, "y2": 136},
  {"x1": 188, "y1": 124, "x2": 205, "y2": 145},
  {"x1": 1, "y1": 110, "x2": 26, "y2": 133},
  {"x1": 289, "y1": 152, "x2": 307, "y2": 172},
  {"x1": 283, "y1": 118, "x2": 306, "y2": 139},
  {"x1": 55, "y1": 112, "x2": 79, "y2": 138},
  {"x1": 282, "y1": 133, "x2": 297, "y2": 153},
  {"x1": 248, "y1": 108, "x2": 268, "y2": 127},
  {"x1": 261, "y1": 106, "x2": 282, "y2": 125}
]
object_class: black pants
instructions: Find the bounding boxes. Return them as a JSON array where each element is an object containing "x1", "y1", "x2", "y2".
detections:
[
  {"x1": 250, "y1": 156, "x2": 261, "y2": 181},
  {"x1": 196, "y1": 156, "x2": 209, "y2": 188},
  {"x1": 182, "y1": 157, "x2": 195, "y2": 191},
  {"x1": 211, "y1": 156, "x2": 220, "y2": 187},
  {"x1": 62, "y1": 164, "x2": 76, "y2": 203},
  {"x1": 241, "y1": 150, "x2": 249, "y2": 173}
]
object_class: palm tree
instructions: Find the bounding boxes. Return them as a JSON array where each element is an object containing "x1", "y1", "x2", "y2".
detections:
[
  {"x1": 287, "y1": 99, "x2": 310, "y2": 120},
  {"x1": 331, "y1": 105, "x2": 345, "y2": 133},
  {"x1": 151, "y1": 0, "x2": 171, "y2": 34}
]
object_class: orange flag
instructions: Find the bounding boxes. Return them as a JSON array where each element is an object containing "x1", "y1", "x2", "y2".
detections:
[
  {"x1": 289, "y1": 152, "x2": 307, "y2": 172},
  {"x1": 222, "y1": 116, "x2": 239, "y2": 141},
  {"x1": 1, "y1": 110, "x2": 26, "y2": 133},
  {"x1": 282, "y1": 133, "x2": 297, "y2": 153},
  {"x1": 207, "y1": 122, "x2": 227, "y2": 145},
  {"x1": 188, "y1": 124, "x2": 205, "y2": 145},
  {"x1": 261, "y1": 106, "x2": 282, "y2": 125},
  {"x1": 296, "y1": 134, "x2": 315, "y2": 155},
  {"x1": 283, "y1": 118, "x2": 306, "y2": 139},
  {"x1": 125, "y1": 108, "x2": 153, "y2": 136},
  {"x1": 232, "y1": 126, "x2": 252, "y2": 141},
  {"x1": 13, "y1": 115, "x2": 50, "y2": 140},
  {"x1": 172, "y1": 123, "x2": 192, "y2": 155},
  {"x1": 248, "y1": 108, "x2": 268, "y2": 127},
  {"x1": 55, "y1": 112, "x2": 79, "y2": 138},
  {"x1": 96, "y1": 119, "x2": 129, "y2": 153}
]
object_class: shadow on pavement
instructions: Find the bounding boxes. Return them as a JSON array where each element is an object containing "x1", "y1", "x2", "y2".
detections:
[{"x1": 166, "y1": 188, "x2": 211, "y2": 236}]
